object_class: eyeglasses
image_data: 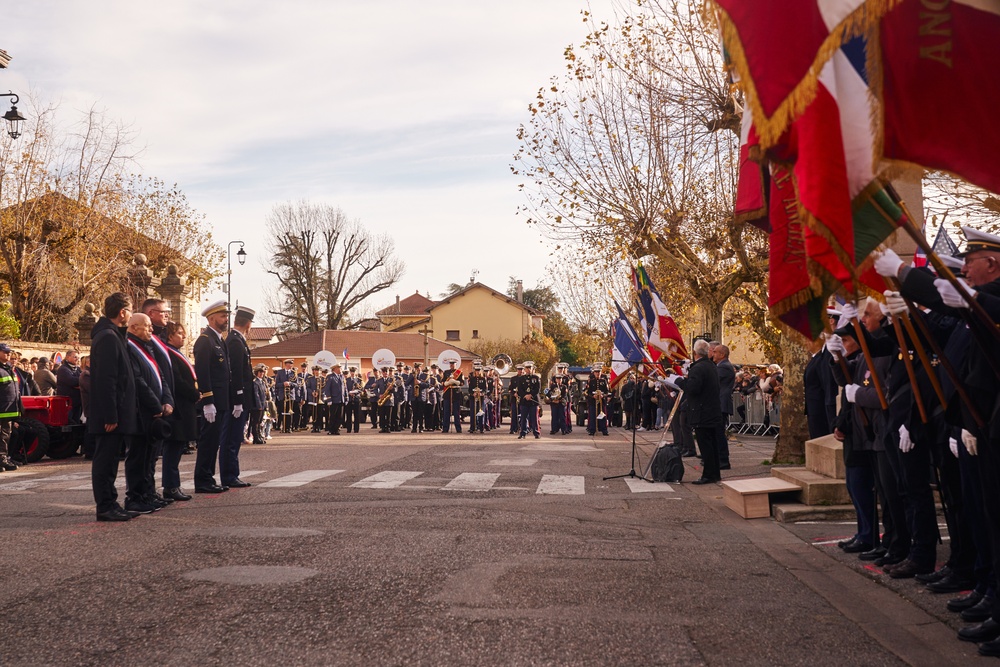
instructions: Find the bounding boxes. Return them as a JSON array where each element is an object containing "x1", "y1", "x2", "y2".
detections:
[
  {"x1": 152, "y1": 309, "x2": 172, "y2": 314},
  {"x1": 965, "y1": 255, "x2": 992, "y2": 266}
]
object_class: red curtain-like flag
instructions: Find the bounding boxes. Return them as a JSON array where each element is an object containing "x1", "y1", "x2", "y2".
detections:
[{"x1": 880, "y1": 0, "x2": 1000, "y2": 194}]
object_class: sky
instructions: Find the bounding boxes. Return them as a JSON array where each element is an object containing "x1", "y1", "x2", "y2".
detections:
[{"x1": 3, "y1": 0, "x2": 613, "y2": 324}]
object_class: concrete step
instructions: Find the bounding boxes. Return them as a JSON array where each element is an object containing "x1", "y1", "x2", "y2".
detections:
[
  {"x1": 772, "y1": 467, "x2": 851, "y2": 506},
  {"x1": 772, "y1": 503, "x2": 857, "y2": 523},
  {"x1": 805, "y1": 434, "x2": 845, "y2": 479}
]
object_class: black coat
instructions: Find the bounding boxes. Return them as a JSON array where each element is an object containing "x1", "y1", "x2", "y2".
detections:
[
  {"x1": 166, "y1": 343, "x2": 199, "y2": 442},
  {"x1": 193, "y1": 326, "x2": 230, "y2": 413},
  {"x1": 717, "y1": 359, "x2": 736, "y2": 415},
  {"x1": 126, "y1": 333, "x2": 168, "y2": 433},
  {"x1": 226, "y1": 329, "x2": 254, "y2": 409},
  {"x1": 87, "y1": 317, "x2": 139, "y2": 436},
  {"x1": 803, "y1": 348, "x2": 837, "y2": 439},
  {"x1": 675, "y1": 357, "x2": 722, "y2": 427}
]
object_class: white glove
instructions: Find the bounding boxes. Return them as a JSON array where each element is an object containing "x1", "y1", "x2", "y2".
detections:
[
  {"x1": 883, "y1": 290, "x2": 908, "y2": 316},
  {"x1": 837, "y1": 302, "x2": 858, "y2": 328},
  {"x1": 232, "y1": 404, "x2": 243, "y2": 419},
  {"x1": 874, "y1": 248, "x2": 904, "y2": 278},
  {"x1": 934, "y1": 278, "x2": 976, "y2": 309},
  {"x1": 662, "y1": 377, "x2": 680, "y2": 391},
  {"x1": 949, "y1": 437, "x2": 959, "y2": 458},
  {"x1": 961, "y1": 428, "x2": 978, "y2": 456},
  {"x1": 203, "y1": 403, "x2": 217, "y2": 423},
  {"x1": 898, "y1": 424, "x2": 913, "y2": 453},
  {"x1": 825, "y1": 334, "x2": 845, "y2": 360},
  {"x1": 844, "y1": 384, "x2": 860, "y2": 403}
]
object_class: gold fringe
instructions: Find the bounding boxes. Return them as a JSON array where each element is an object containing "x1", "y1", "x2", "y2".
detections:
[{"x1": 709, "y1": 0, "x2": 901, "y2": 149}]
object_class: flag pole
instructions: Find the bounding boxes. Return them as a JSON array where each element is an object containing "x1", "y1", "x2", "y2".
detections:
[
  {"x1": 851, "y1": 317, "x2": 889, "y2": 410},
  {"x1": 888, "y1": 315, "x2": 928, "y2": 423},
  {"x1": 884, "y1": 276, "x2": 949, "y2": 414}
]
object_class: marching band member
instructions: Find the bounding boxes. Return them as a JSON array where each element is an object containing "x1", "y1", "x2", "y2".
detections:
[
  {"x1": 586, "y1": 365, "x2": 610, "y2": 436},
  {"x1": 344, "y1": 367, "x2": 361, "y2": 433},
  {"x1": 547, "y1": 373, "x2": 565, "y2": 435},
  {"x1": 375, "y1": 367, "x2": 394, "y2": 434},
  {"x1": 304, "y1": 366, "x2": 321, "y2": 432},
  {"x1": 509, "y1": 364, "x2": 524, "y2": 434},
  {"x1": 274, "y1": 359, "x2": 298, "y2": 433},
  {"x1": 518, "y1": 361, "x2": 541, "y2": 439},
  {"x1": 441, "y1": 359, "x2": 464, "y2": 433},
  {"x1": 323, "y1": 361, "x2": 347, "y2": 435},
  {"x1": 410, "y1": 363, "x2": 426, "y2": 433},
  {"x1": 362, "y1": 370, "x2": 379, "y2": 429},
  {"x1": 468, "y1": 362, "x2": 487, "y2": 433}
]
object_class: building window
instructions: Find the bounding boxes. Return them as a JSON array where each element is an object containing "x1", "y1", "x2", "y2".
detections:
[
  {"x1": 472, "y1": 329, "x2": 479, "y2": 339},
  {"x1": 446, "y1": 330, "x2": 460, "y2": 341}
]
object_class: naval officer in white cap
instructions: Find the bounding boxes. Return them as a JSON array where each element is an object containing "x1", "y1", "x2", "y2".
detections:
[
  {"x1": 193, "y1": 299, "x2": 231, "y2": 494},
  {"x1": 221, "y1": 305, "x2": 255, "y2": 489}
]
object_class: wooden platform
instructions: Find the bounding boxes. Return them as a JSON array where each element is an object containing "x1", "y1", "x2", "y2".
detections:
[{"x1": 722, "y1": 478, "x2": 802, "y2": 519}]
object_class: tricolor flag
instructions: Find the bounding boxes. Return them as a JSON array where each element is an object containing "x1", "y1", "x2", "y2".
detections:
[
  {"x1": 342, "y1": 348, "x2": 350, "y2": 361},
  {"x1": 711, "y1": 0, "x2": 897, "y2": 147},
  {"x1": 609, "y1": 301, "x2": 648, "y2": 389},
  {"x1": 632, "y1": 263, "x2": 688, "y2": 359},
  {"x1": 879, "y1": 0, "x2": 1000, "y2": 196}
]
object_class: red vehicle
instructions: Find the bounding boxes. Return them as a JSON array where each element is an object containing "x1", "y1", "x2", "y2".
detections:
[{"x1": 9, "y1": 395, "x2": 84, "y2": 463}]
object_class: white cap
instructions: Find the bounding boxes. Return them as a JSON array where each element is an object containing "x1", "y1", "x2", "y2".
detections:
[{"x1": 201, "y1": 299, "x2": 229, "y2": 318}]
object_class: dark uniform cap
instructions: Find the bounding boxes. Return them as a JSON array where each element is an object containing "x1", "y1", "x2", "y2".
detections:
[{"x1": 234, "y1": 306, "x2": 255, "y2": 321}]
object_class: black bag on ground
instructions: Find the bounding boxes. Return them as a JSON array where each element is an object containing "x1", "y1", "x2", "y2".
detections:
[{"x1": 651, "y1": 444, "x2": 684, "y2": 483}]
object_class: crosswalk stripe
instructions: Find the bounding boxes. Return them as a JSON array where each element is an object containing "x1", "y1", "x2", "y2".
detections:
[
  {"x1": 536, "y1": 474, "x2": 585, "y2": 495},
  {"x1": 351, "y1": 471, "x2": 423, "y2": 489},
  {"x1": 259, "y1": 470, "x2": 345, "y2": 488},
  {"x1": 442, "y1": 473, "x2": 500, "y2": 492}
]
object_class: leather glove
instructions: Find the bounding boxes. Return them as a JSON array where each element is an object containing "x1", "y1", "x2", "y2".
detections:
[
  {"x1": 934, "y1": 278, "x2": 976, "y2": 309},
  {"x1": 949, "y1": 437, "x2": 959, "y2": 458},
  {"x1": 844, "y1": 384, "x2": 860, "y2": 403},
  {"x1": 874, "y1": 248, "x2": 904, "y2": 278},
  {"x1": 203, "y1": 403, "x2": 217, "y2": 423},
  {"x1": 825, "y1": 334, "x2": 845, "y2": 360},
  {"x1": 232, "y1": 404, "x2": 243, "y2": 419},
  {"x1": 882, "y1": 290, "x2": 908, "y2": 316},
  {"x1": 961, "y1": 429, "x2": 978, "y2": 456},
  {"x1": 898, "y1": 424, "x2": 913, "y2": 453}
]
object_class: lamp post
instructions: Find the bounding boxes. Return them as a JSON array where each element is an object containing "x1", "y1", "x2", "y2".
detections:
[
  {"x1": 227, "y1": 241, "x2": 247, "y2": 316},
  {"x1": 0, "y1": 92, "x2": 25, "y2": 139}
]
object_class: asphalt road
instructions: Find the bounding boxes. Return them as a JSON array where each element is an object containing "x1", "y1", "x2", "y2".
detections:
[{"x1": 0, "y1": 421, "x2": 977, "y2": 666}]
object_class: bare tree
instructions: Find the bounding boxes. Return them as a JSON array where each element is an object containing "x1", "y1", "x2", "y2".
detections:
[{"x1": 265, "y1": 201, "x2": 404, "y2": 332}]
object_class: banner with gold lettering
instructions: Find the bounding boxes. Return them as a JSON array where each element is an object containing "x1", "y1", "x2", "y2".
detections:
[{"x1": 878, "y1": 0, "x2": 1000, "y2": 194}]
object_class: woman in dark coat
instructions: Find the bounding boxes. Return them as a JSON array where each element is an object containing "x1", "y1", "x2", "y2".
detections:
[{"x1": 162, "y1": 322, "x2": 199, "y2": 501}]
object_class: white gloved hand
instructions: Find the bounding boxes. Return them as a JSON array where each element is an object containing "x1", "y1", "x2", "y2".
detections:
[
  {"x1": 837, "y1": 302, "x2": 858, "y2": 328},
  {"x1": 825, "y1": 334, "x2": 845, "y2": 360},
  {"x1": 898, "y1": 424, "x2": 914, "y2": 453},
  {"x1": 883, "y1": 290, "x2": 908, "y2": 316},
  {"x1": 934, "y1": 278, "x2": 976, "y2": 309},
  {"x1": 961, "y1": 428, "x2": 978, "y2": 456},
  {"x1": 232, "y1": 404, "x2": 243, "y2": 419},
  {"x1": 949, "y1": 437, "x2": 959, "y2": 458},
  {"x1": 203, "y1": 403, "x2": 217, "y2": 423},
  {"x1": 874, "y1": 248, "x2": 905, "y2": 278},
  {"x1": 844, "y1": 384, "x2": 860, "y2": 403}
]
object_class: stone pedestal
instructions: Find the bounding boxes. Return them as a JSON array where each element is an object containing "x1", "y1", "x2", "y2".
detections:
[
  {"x1": 155, "y1": 264, "x2": 190, "y2": 328},
  {"x1": 73, "y1": 303, "x2": 98, "y2": 345},
  {"x1": 126, "y1": 254, "x2": 158, "y2": 310}
]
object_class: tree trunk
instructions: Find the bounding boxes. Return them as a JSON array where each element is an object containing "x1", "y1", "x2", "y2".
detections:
[
  {"x1": 704, "y1": 299, "x2": 724, "y2": 342},
  {"x1": 772, "y1": 332, "x2": 811, "y2": 464}
]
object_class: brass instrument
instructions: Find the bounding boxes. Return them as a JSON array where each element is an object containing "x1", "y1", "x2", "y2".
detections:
[
  {"x1": 377, "y1": 381, "x2": 394, "y2": 407},
  {"x1": 492, "y1": 354, "x2": 512, "y2": 376},
  {"x1": 594, "y1": 389, "x2": 606, "y2": 421}
]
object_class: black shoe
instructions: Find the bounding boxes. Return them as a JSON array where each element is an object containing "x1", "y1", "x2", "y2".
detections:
[
  {"x1": 843, "y1": 542, "x2": 875, "y2": 555},
  {"x1": 874, "y1": 553, "x2": 905, "y2": 568},
  {"x1": 837, "y1": 537, "x2": 859, "y2": 550},
  {"x1": 225, "y1": 479, "x2": 252, "y2": 488},
  {"x1": 123, "y1": 499, "x2": 159, "y2": 514},
  {"x1": 690, "y1": 477, "x2": 719, "y2": 485},
  {"x1": 163, "y1": 488, "x2": 192, "y2": 502},
  {"x1": 151, "y1": 493, "x2": 173, "y2": 505},
  {"x1": 195, "y1": 484, "x2": 228, "y2": 494},
  {"x1": 96, "y1": 507, "x2": 133, "y2": 522},
  {"x1": 958, "y1": 619, "x2": 1000, "y2": 643},
  {"x1": 0, "y1": 456, "x2": 18, "y2": 471},
  {"x1": 979, "y1": 637, "x2": 1000, "y2": 657},
  {"x1": 961, "y1": 595, "x2": 996, "y2": 622},
  {"x1": 888, "y1": 559, "x2": 934, "y2": 579},
  {"x1": 915, "y1": 565, "x2": 951, "y2": 585},
  {"x1": 926, "y1": 572, "x2": 977, "y2": 594},
  {"x1": 534, "y1": 433, "x2": 540, "y2": 439},
  {"x1": 856, "y1": 546, "x2": 886, "y2": 559},
  {"x1": 948, "y1": 590, "x2": 985, "y2": 612},
  {"x1": 517, "y1": 434, "x2": 525, "y2": 439},
  {"x1": 719, "y1": 464, "x2": 731, "y2": 470}
]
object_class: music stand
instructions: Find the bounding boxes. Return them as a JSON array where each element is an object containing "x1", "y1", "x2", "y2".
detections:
[{"x1": 604, "y1": 364, "x2": 650, "y2": 481}]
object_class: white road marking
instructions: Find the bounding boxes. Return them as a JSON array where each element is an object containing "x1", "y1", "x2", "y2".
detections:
[
  {"x1": 488, "y1": 458, "x2": 537, "y2": 466},
  {"x1": 2, "y1": 472, "x2": 91, "y2": 492},
  {"x1": 259, "y1": 470, "x2": 345, "y2": 487},
  {"x1": 536, "y1": 474, "x2": 585, "y2": 495},
  {"x1": 522, "y1": 444, "x2": 600, "y2": 452},
  {"x1": 442, "y1": 473, "x2": 500, "y2": 492},
  {"x1": 623, "y1": 478, "x2": 674, "y2": 493},
  {"x1": 351, "y1": 471, "x2": 423, "y2": 489}
]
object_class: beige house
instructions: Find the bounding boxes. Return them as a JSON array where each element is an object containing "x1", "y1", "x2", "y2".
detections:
[{"x1": 385, "y1": 282, "x2": 543, "y2": 349}]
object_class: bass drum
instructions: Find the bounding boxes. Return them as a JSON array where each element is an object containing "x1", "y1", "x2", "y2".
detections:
[
  {"x1": 312, "y1": 350, "x2": 337, "y2": 371},
  {"x1": 371, "y1": 348, "x2": 396, "y2": 369},
  {"x1": 436, "y1": 349, "x2": 462, "y2": 369}
]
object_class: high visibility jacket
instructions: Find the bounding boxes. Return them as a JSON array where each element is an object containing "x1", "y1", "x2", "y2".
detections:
[{"x1": 0, "y1": 362, "x2": 23, "y2": 420}]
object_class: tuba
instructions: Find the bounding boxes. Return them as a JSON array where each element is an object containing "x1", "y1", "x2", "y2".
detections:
[{"x1": 492, "y1": 354, "x2": 512, "y2": 376}]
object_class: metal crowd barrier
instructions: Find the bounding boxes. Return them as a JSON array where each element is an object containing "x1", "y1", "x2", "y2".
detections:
[{"x1": 728, "y1": 390, "x2": 779, "y2": 436}]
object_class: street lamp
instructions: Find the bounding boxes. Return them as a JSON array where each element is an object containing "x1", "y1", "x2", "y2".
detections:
[
  {"x1": 0, "y1": 92, "x2": 25, "y2": 139},
  {"x1": 227, "y1": 240, "x2": 247, "y2": 317}
]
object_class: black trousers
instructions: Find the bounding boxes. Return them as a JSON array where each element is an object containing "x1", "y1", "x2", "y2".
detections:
[
  {"x1": 344, "y1": 401, "x2": 360, "y2": 432},
  {"x1": 694, "y1": 425, "x2": 720, "y2": 480},
  {"x1": 195, "y1": 415, "x2": 222, "y2": 488},
  {"x1": 249, "y1": 409, "x2": 265, "y2": 443},
  {"x1": 411, "y1": 399, "x2": 425, "y2": 432},
  {"x1": 124, "y1": 434, "x2": 153, "y2": 501},
  {"x1": 92, "y1": 433, "x2": 128, "y2": 513},
  {"x1": 327, "y1": 403, "x2": 344, "y2": 434}
]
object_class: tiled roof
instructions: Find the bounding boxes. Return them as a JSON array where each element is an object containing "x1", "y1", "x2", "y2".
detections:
[
  {"x1": 376, "y1": 291, "x2": 437, "y2": 316},
  {"x1": 247, "y1": 326, "x2": 276, "y2": 341},
  {"x1": 431, "y1": 282, "x2": 542, "y2": 316},
  {"x1": 250, "y1": 330, "x2": 476, "y2": 360}
]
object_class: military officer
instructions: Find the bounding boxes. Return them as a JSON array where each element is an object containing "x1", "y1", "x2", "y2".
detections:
[
  {"x1": 193, "y1": 299, "x2": 231, "y2": 493},
  {"x1": 219, "y1": 306, "x2": 254, "y2": 488}
]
